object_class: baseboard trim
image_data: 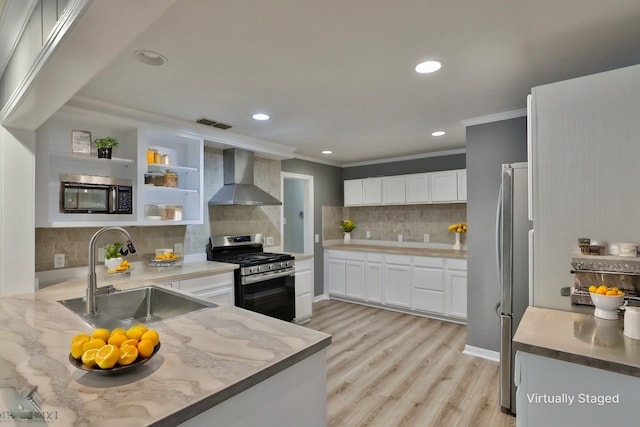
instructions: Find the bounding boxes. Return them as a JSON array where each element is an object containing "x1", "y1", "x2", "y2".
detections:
[{"x1": 463, "y1": 345, "x2": 500, "y2": 362}]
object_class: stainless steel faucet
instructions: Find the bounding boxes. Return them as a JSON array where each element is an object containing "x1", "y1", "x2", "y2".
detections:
[{"x1": 86, "y1": 226, "x2": 136, "y2": 315}]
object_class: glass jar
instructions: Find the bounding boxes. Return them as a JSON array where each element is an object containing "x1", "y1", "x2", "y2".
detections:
[{"x1": 147, "y1": 149, "x2": 157, "y2": 164}]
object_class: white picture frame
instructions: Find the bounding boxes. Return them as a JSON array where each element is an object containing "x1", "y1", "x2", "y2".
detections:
[{"x1": 71, "y1": 130, "x2": 92, "y2": 154}]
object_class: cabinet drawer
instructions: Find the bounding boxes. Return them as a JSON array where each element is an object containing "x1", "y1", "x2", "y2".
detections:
[
  {"x1": 295, "y1": 258, "x2": 313, "y2": 272},
  {"x1": 180, "y1": 273, "x2": 234, "y2": 293},
  {"x1": 412, "y1": 289, "x2": 444, "y2": 314},
  {"x1": 413, "y1": 256, "x2": 443, "y2": 268},
  {"x1": 327, "y1": 250, "x2": 365, "y2": 261},
  {"x1": 446, "y1": 258, "x2": 467, "y2": 271},
  {"x1": 366, "y1": 253, "x2": 384, "y2": 262},
  {"x1": 384, "y1": 254, "x2": 411, "y2": 265}
]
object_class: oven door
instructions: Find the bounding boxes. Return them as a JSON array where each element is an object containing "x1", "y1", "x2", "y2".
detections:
[{"x1": 236, "y1": 270, "x2": 295, "y2": 322}]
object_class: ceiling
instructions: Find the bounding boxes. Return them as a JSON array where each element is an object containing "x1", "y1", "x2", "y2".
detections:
[{"x1": 76, "y1": 0, "x2": 640, "y2": 165}]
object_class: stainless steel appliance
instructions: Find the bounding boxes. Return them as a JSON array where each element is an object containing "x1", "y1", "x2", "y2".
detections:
[
  {"x1": 206, "y1": 234, "x2": 295, "y2": 321},
  {"x1": 496, "y1": 162, "x2": 532, "y2": 415},
  {"x1": 60, "y1": 174, "x2": 133, "y2": 214}
]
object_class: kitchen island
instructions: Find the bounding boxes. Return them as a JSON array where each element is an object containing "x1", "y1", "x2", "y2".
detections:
[
  {"x1": 0, "y1": 267, "x2": 331, "y2": 426},
  {"x1": 513, "y1": 306, "x2": 640, "y2": 426}
]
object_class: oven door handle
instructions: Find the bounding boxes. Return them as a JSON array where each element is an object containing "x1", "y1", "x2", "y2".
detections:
[{"x1": 241, "y1": 269, "x2": 294, "y2": 285}]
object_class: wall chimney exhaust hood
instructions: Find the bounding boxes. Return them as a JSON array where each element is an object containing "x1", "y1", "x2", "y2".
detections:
[{"x1": 208, "y1": 148, "x2": 282, "y2": 206}]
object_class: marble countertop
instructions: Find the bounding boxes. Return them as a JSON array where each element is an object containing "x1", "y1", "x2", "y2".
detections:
[
  {"x1": 1, "y1": 267, "x2": 331, "y2": 426},
  {"x1": 323, "y1": 243, "x2": 467, "y2": 259},
  {"x1": 513, "y1": 306, "x2": 640, "y2": 377}
]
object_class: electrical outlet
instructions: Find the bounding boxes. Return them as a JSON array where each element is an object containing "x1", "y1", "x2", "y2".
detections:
[
  {"x1": 265, "y1": 236, "x2": 274, "y2": 246},
  {"x1": 54, "y1": 254, "x2": 65, "y2": 269},
  {"x1": 366, "y1": 230, "x2": 371, "y2": 239},
  {"x1": 397, "y1": 234, "x2": 403, "y2": 242},
  {"x1": 423, "y1": 233, "x2": 430, "y2": 243},
  {"x1": 315, "y1": 234, "x2": 320, "y2": 243},
  {"x1": 174, "y1": 243, "x2": 183, "y2": 255},
  {"x1": 97, "y1": 248, "x2": 105, "y2": 261}
]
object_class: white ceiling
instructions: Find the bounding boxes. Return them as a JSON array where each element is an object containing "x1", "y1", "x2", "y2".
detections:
[{"x1": 77, "y1": 0, "x2": 640, "y2": 165}]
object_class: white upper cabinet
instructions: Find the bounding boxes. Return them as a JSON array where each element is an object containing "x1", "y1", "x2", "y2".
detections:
[
  {"x1": 35, "y1": 108, "x2": 204, "y2": 227},
  {"x1": 405, "y1": 173, "x2": 430, "y2": 203},
  {"x1": 345, "y1": 169, "x2": 465, "y2": 206},
  {"x1": 382, "y1": 176, "x2": 405, "y2": 204}
]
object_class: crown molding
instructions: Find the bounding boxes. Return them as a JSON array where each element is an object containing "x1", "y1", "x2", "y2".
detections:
[
  {"x1": 342, "y1": 148, "x2": 466, "y2": 168},
  {"x1": 461, "y1": 108, "x2": 527, "y2": 127}
]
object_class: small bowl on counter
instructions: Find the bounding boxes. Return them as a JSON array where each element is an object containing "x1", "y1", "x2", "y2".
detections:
[{"x1": 590, "y1": 292, "x2": 625, "y2": 320}]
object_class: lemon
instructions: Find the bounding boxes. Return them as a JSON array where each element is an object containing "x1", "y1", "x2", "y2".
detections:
[
  {"x1": 95, "y1": 345, "x2": 120, "y2": 369},
  {"x1": 118, "y1": 345, "x2": 139, "y2": 366},
  {"x1": 126, "y1": 324, "x2": 147, "y2": 340},
  {"x1": 588, "y1": 285, "x2": 597, "y2": 293},
  {"x1": 71, "y1": 340, "x2": 86, "y2": 359},
  {"x1": 91, "y1": 328, "x2": 111, "y2": 342},
  {"x1": 82, "y1": 338, "x2": 106, "y2": 353},
  {"x1": 111, "y1": 328, "x2": 127, "y2": 337},
  {"x1": 120, "y1": 338, "x2": 139, "y2": 348},
  {"x1": 81, "y1": 348, "x2": 99, "y2": 368},
  {"x1": 108, "y1": 334, "x2": 129, "y2": 347},
  {"x1": 141, "y1": 329, "x2": 160, "y2": 346},
  {"x1": 71, "y1": 333, "x2": 90, "y2": 344},
  {"x1": 138, "y1": 339, "x2": 154, "y2": 358}
]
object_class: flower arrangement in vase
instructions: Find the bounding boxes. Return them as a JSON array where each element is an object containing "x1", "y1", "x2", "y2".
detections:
[
  {"x1": 104, "y1": 242, "x2": 123, "y2": 270},
  {"x1": 448, "y1": 222, "x2": 467, "y2": 250},
  {"x1": 340, "y1": 219, "x2": 356, "y2": 244}
]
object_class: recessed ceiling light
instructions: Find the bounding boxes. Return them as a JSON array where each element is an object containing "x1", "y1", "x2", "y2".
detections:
[
  {"x1": 322, "y1": 150, "x2": 333, "y2": 155},
  {"x1": 133, "y1": 50, "x2": 167, "y2": 66},
  {"x1": 415, "y1": 60, "x2": 442, "y2": 74},
  {"x1": 252, "y1": 113, "x2": 270, "y2": 121},
  {"x1": 431, "y1": 130, "x2": 446, "y2": 137}
]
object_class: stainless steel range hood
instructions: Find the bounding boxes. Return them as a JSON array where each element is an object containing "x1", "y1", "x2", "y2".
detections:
[{"x1": 208, "y1": 148, "x2": 282, "y2": 206}]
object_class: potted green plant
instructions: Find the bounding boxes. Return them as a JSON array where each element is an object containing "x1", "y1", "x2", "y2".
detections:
[
  {"x1": 104, "y1": 242, "x2": 123, "y2": 270},
  {"x1": 94, "y1": 136, "x2": 119, "y2": 159}
]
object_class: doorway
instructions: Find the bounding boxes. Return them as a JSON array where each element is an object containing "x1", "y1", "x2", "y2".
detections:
[{"x1": 281, "y1": 172, "x2": 314, "y2": 254}]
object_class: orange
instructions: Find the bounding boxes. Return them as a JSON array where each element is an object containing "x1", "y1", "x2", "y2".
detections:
[
  {"x1": 141, "y1": 329, "x2": 160, "y2": 346},
  {"x1": 81, "y1": 348, "x2": 99, "y2": 368},
  {"x1": 118, "y1": 345, "x2": 139, "y2": 366},
  {"x1": 108, "y1": 334, "x2": 129, "y2": 347},
  {"x1": 138, "y1": 339, "x2": 154, "y2": 358},
  {"x1": 605, "y1": 290, "x2": 617, "y2": 296},
  {"x1": 95, "y1": 345, "x2": 120, "y2": 369},
  {"x1": 120, "y1": 338, "x2": 139, "y2": 348},
  {"x1": 126, "y1": 324, "x2": 147, "y2": 341},
  {"x1": 91, "y1": 328, "x2": 111, "y2": 342},
  {"x1": 588, "y1": 285, "x2": 597, "y2": 293},
  {"x1": 82, "y1": 338, "x2": 106, "y2": 353}
]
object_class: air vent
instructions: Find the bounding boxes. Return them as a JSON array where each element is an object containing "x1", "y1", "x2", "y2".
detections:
[{"x1": 196, "y1": 118, "x2": 232, "y2": 130}]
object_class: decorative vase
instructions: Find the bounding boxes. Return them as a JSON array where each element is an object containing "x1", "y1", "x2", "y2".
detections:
[
  {"x1": 97, "y1": 147, "x2": 112, "y2": 159},
  {"x1": 453, "y1": 232, "x2": 461, "y2": 250},
  {"x1": 344, "y1": 232, "x2": 351, "y2": 244},
  {"x1": 105, "y1": 257, "x2": 122, "y2": 270}
]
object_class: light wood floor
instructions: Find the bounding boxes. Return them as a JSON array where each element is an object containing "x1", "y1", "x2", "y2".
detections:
[{"x1": 305, "y1": 300, "x2": 516, "y2": 427}]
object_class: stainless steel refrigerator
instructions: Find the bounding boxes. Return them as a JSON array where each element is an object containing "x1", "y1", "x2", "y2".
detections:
[{"x1": 497, "y1": 162, "x2": 532, "y2": 415}]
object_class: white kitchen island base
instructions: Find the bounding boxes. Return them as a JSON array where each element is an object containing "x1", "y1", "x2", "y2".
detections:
[
  {"x1": 515, "y1": 351, "x2": 640, "y2": 426},
  {"x1": 180, "y1": 350, "x2": 327, "y2": 427}
]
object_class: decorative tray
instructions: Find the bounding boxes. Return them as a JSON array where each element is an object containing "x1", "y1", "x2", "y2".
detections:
[{"x1": 69, "y1": 342, "x2": 161, "y2": 375}]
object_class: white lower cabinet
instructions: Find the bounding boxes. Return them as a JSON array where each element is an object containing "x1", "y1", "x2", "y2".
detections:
[
  {"x1": 383, "y1": 255, "x2": 412, "y2": 308},
  {"x1": 177, "y1": 272, "x2": 235, "y2": 306},
  {"x1": 295, "y1": 258, "x2": 314, "y2": 324},
  {"x1": 325, "y1": 249, "x2": 467, "y2": 322},
  {"x1": 412, "y1": 257, "x2": 444, "y2": 314}
]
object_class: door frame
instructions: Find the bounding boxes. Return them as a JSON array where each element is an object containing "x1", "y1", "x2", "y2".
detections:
[{"x1": 280, "y1": 172, "x2": 314, "y2": 254}]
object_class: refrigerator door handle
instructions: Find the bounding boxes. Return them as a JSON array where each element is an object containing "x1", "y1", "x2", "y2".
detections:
[
  {"x1": 495, "y1": 184, "x2": 503, "y2": 295},
  {"x1": 500, "y1": 165, "x2": 514, "y2": 315}
]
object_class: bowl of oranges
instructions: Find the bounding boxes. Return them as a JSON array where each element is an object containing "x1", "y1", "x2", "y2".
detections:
[
  {"x1": 69, "y1": 324, "x2": 160, "y2": 374},
  {"x1": 589, "y1": 285, "x2": 625, "y2": 320}
]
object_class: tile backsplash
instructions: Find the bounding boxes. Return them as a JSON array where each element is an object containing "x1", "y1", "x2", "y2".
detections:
[
  {"x1": 323, "y1": 204, "x2": 467, "y2": 245},
  {"x1": 35, "y1": 147, "x2": 282, "y2": 271}
]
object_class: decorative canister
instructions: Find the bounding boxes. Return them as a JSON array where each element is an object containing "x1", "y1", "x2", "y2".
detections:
[{"x1": 163, "y1": 172, "x2": 178, "y2": 187}]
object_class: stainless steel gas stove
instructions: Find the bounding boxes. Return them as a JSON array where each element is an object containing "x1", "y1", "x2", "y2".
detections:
[{"x1": 206, "y1": 234, "x2": 295, "y2": 321}]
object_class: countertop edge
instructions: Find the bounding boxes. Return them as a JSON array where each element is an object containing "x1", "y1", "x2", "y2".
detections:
[
  {"x1": 323, "y1": 243, "x2": 467, "y2": 258},
  {"x1": 153, "y1": 336, "x2": 332, "y2": 426}
]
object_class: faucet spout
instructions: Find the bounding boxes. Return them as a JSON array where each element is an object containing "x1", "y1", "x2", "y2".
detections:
[{"x1": 87, "y1": 226, "x2": 136, "y2": 315}]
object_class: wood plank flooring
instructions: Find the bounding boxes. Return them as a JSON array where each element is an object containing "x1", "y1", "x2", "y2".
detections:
[{"x1": 305, "y1": 300, "x2": 516, "y2": 427}]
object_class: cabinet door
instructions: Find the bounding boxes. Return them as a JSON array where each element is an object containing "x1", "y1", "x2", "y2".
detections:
[
  {"x1": 362, "y1": 178, "x2": 382, "y2": 205},
  {"x1": 295, "y1": 268, "x2": 313, "y2": 321},
  {"x1": 345, "y1": 260, "x2": 365, "y2": 299},
  {"x1": 412, "y1": 259, "x2": 444, "y2": 314},
  {"x1": 405, "y1": 173, "x2": 430, "y2": 203},
  {"x1": 179, "y1": 273, "x2": 234, "y2": 294},
  {"x1": 195, "y1": 286, "x2": 234, "y2": 305},
  {"x1": 384, "y1": 263, "x2": 411, "y2": 308},
  {"x1": 382, "y1": 176, "x2": 405, "y2": 205},
  {"x1": 457, "y1": 170, "x2": 467, "y2": 201},
  {"x1": 366, "y1": 261, "x2": 383, "y2": 303},
  {"x1": 446, "y1": 270, "x2": 467, "y2": 319},
  {"x1": 430, "y1": 171, "x2": 458, "y2": 202},
  {"x1": 344, "y1": 180, "x2": 363, "y2": 206},
  {"x1": 327, "y1": 258, "x2": 346, "y2": 296}
]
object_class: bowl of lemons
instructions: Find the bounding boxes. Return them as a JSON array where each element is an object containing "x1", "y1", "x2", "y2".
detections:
[
  {"x1": 69, "y1": 324, "x2": 160, "y2": 374},
  {"x1": 589, "y1": 285, "x2": 625, "y2": 320}
]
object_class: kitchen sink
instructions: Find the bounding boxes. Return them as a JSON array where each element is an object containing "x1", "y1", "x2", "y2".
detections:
[{"x1": 58, "y1": 285, "x2": 217, "y2": 329}]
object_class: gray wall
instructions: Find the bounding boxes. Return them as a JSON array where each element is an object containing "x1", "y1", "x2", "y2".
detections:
[
  {"x1": 343, "y1": 154, "x2": 465, "y2": 179},
  {"x1": 466, "y1": 117, "x2": 527, "y2": 352},
  {"x1": 281, "y1": 158, "x2": 344, "y2": 296}
]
